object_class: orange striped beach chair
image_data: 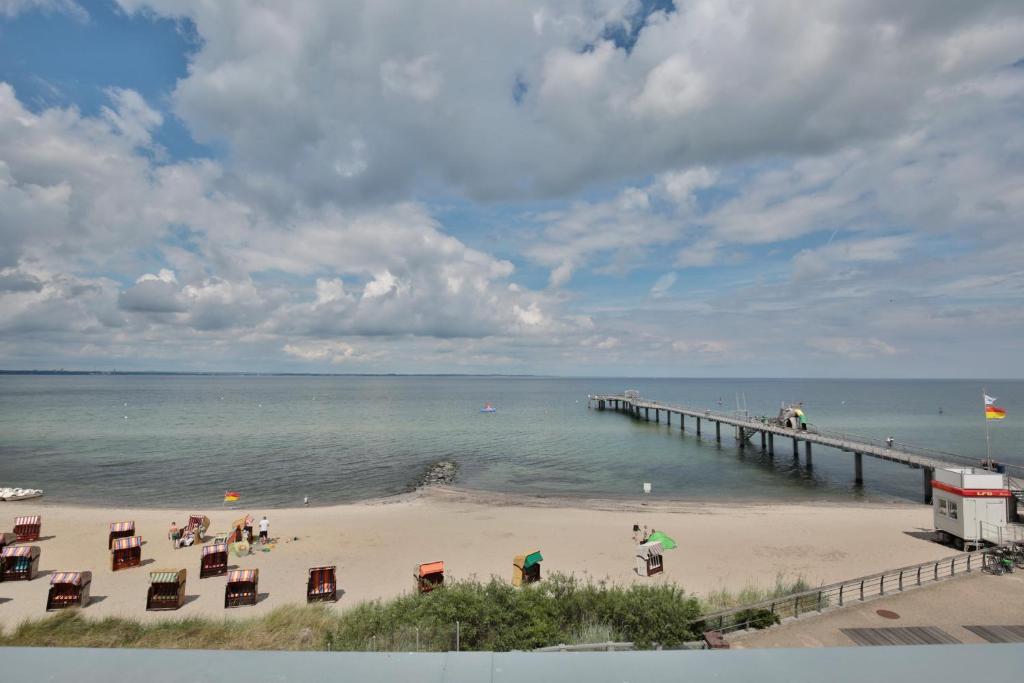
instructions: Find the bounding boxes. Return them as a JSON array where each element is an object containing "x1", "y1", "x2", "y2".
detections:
[
  {"x1": 224, "y1": 568, "x2": 259, "y2": 608},
  {"x1": 307, "y1": 566, "x2": 337, "y2": 603},
  {"x1": 46, "y1": 571, "x2": 91, "y2": 610},
  {"x1": 111, "y1": 535, "x2": 142, "y2": 571}
]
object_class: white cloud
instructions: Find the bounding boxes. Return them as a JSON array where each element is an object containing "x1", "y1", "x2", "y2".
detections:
[
  {"x1": 282, "y1": 340, "x2": 376, "y2": 364},
  {"x1": 649, "y1": 272, "x2": 676, "y2": 297},
  {"x1": 100, "y1": 87, "x2": 163, "y2": 148},
  {"x1": 0, "y1": 0, "x2": 85, "y2": 20},
  {"x1": 113, "y1": 0, "x2": 1024, "y2": 202},
  {"x1": 807, "y1": 336, "x2": 898, "y2": 359},
  {"x1": 380, "y1": 55, "x2": 443, "y2": 101}
]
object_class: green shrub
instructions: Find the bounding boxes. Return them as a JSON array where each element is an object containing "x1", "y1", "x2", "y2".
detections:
[{"x1": 730, "y1": 608, "x2": 780, "y2": 630}]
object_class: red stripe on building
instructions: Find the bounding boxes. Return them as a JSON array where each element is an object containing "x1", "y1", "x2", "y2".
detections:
[{"x1": 931, "y1": 480, "x2": 1011, "y2": 498}]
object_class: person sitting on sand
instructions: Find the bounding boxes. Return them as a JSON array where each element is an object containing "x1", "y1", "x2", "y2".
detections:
[
  {"x1": 258, "y1": 515, "x2": 269, "y2": 544},
  {"x1": 168, "y1": 521, "x2": 180, "y2": 548}
]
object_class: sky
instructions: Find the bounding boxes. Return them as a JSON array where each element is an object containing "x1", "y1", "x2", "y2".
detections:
[{"x1": 0, "y1": 0, "x2": 1022, "y2": 377}]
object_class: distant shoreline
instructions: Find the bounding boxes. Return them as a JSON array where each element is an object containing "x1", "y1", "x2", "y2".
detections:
[{"x1": 0, "y1": 370, "x2": 1016, "y2": 380}]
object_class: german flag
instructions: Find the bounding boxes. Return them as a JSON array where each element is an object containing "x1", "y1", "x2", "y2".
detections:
[
  {"x1": 984, "y1": 394, "x2": 1006, "y2": 420},
  {"x1": 224, "y1": 491, "x2": 240, "y2": 503}
]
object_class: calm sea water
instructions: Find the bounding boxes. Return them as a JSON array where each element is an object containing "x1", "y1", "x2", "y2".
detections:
[{"x1": 0, "y1": 375, "x2": 1020, "y2": 507}]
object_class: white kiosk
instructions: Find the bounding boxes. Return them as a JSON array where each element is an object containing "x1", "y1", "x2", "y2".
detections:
[{"x1": 932, "y1": 467, "x2": 1010, "y2": 549}]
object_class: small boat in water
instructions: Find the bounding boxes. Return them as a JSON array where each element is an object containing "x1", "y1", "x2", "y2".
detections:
[
  {"x1": 0, "y1": 487, "x2": 43, "y2": 502},
  {"x1": 480, "y1": 403, "x2": 497, "y2": 413}
]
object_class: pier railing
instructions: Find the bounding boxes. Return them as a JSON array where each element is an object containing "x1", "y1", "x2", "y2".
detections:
[
  {"x1": 692, "y1": 548, "x2": 997, "y2": 636},
  {"x1": 591, "y1": 394, "x2": 1024, "y2": 486}
]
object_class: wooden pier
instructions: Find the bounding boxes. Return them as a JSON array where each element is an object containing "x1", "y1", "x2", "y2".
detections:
[{"x1": 588, "y1": 394, "x2": 1024, "y2": 506}]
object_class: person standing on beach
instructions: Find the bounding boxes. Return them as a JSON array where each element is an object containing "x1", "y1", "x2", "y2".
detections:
[
  {"x1": 258, "y1": 515, "x2": 269, "y2": 544},
  {"x1": 168, "y1": 521, "x2": 180, "y2": 548}
]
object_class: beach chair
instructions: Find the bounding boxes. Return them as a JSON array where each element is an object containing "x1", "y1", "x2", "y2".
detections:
[
  {"x1": 231, "y1": 516, "x2": 255, "y2": 544},
  {"x1": 512, "y1": 551, "x2": 542, "y2": 587},
  {"x1": 224, "y1": 568, "x2": 259, "y2": 608},
  {"x1": 200, "y1": 542, "x2": 229, "y2": 578},
  {"x1": 307, "y1": 566, "x2": 338, "y2": 603},
  {"x1": 46, "y1": 571, "x2": 92, "y2": 610},
  {"x1": 1, "y1": 545, "x2": 40, "y2": 581},
  {"x1": 415, "y1": 561, "x2": 445, "y2": 593},
  {"x1": 13, "y1": 515, "x2": 41, "y2": 542},
  {"x1": 635, "y1": 541, "x2": 664, "y2": 577},
  {"x1": 111, "y1": 535, "x2": 143, "y2": 571},
  {"x1": 0, "y1": 532, "x2": 14, "y2": 553},
  {"x1": 146, "y1": 568, "x2": 187, "y2": 611},
  {"x1": 183, "y1": 515, "x2": 209, "y2": 543},
  {"x1": 108, "y1": 521, "x2": 135, "y2": 549}
]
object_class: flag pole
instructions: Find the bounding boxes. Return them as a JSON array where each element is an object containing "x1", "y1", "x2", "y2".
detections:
[{"x1": 983, "y1": 387, "x2": 992, "y2": 464}]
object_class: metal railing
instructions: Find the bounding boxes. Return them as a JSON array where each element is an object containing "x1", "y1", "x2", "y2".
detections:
[
  {"x1": 533, "y1": 641, "x2": 638, "y2": 652},
  {"x1": 693, "y1": 549, "x2": 998, "y2": 636}
]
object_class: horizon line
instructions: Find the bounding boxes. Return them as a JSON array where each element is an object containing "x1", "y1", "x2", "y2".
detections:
[{"x1": 0, "y1": 369, "x2": 1020, "y2": 381}]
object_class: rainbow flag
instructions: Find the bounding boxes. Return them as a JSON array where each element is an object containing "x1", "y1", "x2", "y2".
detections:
[
  {"x1": 224, "y1": 491, "x2": 240, "y2": 503},
  {"x1": 984, "y1": 395, "x2": 1006, "y2": 420}
]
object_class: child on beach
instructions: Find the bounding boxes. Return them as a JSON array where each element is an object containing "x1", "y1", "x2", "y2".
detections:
[
  {"x1": 168, "y1": 521, "x2": 180, "y2": 548},
  {"x1": 258, "y1": 515, "x2": 269, "y2": 544}
]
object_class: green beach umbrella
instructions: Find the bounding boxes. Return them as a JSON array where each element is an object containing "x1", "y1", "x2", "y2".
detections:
[{"x1": 646, "y1": 531, "x2": 677, "y2": 550}]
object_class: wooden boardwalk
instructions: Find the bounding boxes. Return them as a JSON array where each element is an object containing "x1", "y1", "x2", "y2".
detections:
[{"x1": 588, "y1": 394, "x2": 1024, "y2": 502}]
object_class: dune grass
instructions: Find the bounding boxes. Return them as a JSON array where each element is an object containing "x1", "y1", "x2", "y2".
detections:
[
  {"x1": 699, "y1": 574, "x2": 814, "y2": 612},
  {"x1": 1, "y1": 574, "x2": 816, "y2": 651},
  {"x1": 0, "y1": 604, "x2": 336, "y2": 651},
  {"x1": 0, "y1": 574, "x2": 705, "y2": 651}
]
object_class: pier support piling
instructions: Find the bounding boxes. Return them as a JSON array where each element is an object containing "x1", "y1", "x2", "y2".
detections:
[
  {"x1": 655, "y1": 409, "x2": 660, "y2": 423},
  {"x1": 667, "y1": 411, "x2": 670, "y2": 426},
  {"x1": 760, "y1": 431, "x2": 766, "y2": 451},
  {"x1": 680, "y1": 414, "x2": 684, "y2": 431},
  {"x1": 645, "y1": 408, "x2": 650, "y2": 421},
  {"x1": 696, "y1": 417, "x2": 700, "y2": 435},
  {"x1": 738, "y1": 426, "x2": 745, "y2": 449},
  {"x1": 768, "y1": 433, "x2": 774, "y2": 457},
  {"x1": 804, "y1": 441, "x2": 813, "y2": 469},
  {"x1": 793, "y1": 438, "x2": 799, "y2": 458},
  {"x1": 854, "y1": 452, "x2": 863, "y2": 485},
  {"x1": 715, "y1": 421, "x2": 721, "y2": 443},
  {"x1": 923, "y1": 467, "x2": 934, "y2": 504}
]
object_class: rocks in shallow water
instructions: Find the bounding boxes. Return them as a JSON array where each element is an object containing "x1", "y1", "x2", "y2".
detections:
[{"x1": 415, "y1": 460, "x2": 458, "y2": 489}]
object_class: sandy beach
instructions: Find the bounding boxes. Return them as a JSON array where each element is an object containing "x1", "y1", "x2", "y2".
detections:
[{"x1": 0, "y1": 488, "x2": 955, "y2": 627}]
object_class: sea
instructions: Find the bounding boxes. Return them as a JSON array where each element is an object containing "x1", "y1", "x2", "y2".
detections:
[{"x1": 0, "y1": 375, "x2": 1021, "y2": 508}]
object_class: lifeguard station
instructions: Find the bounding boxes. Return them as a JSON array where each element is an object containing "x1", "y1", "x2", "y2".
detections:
[{"x1": 932, "y1": 467, "x2": 1022, "y2": 549}]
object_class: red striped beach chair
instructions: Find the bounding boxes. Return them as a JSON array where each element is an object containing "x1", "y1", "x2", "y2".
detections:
[
  {"x1": 200, "y1": 542, "x2": 229, "y2": 578},
  {"x1": 181, "y1": 515, "x2": 209, "y2": 544},
  {"x1": 111, "y1": 535, "x2": 142, "y2": 571},
  {"x1": 146, "y1": 568, "x2": 186, "y2": 611},
  {"x1": 415, "y1": 561, "x2": 445, "y2": 593},
  {"x1": 0, "y1": 532, "x2": 14, "y2": 552},
  {"x1": 1, "y1": 545, "x2": 40, "y2": 581},
  {"x1": 224, "y1": 568, "x2": 259, "y2": 607},
  {"x1": 109, "y1": 521, "x2": 135, "y2": 549},
  {"x1": 307, "y1": 566, "x2": 337, "y2": 603},
  {"x1": 13, "y1": 515, "x2": 41, "y2": 542},
  {"x1": 46, "y1": 571, "x2": 91, "y2": 610}
]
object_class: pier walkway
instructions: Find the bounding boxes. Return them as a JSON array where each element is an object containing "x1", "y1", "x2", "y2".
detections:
[{"x1": 587, "y1": 394, "x2": 1024, "y2": 503}]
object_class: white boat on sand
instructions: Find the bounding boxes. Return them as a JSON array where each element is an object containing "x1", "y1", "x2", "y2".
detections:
[{"x1": 0, "y1": 487, "x2": 43, "y2": 502}]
